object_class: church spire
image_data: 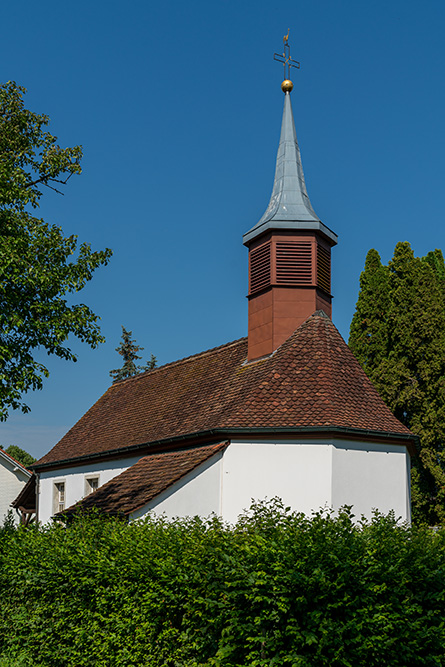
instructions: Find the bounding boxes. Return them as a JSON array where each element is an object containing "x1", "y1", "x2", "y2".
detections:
[
  {"x1": 243, "y1": 54, "x2": 337, "y2": 246},
  {"x1": 244, "y1": 35, "x2": 338, "y2": 362}
]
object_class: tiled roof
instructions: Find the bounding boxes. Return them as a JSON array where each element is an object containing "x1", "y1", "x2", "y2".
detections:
[
  {"x1": 36, "y1": 313, "x2": 413, "y2": 468},
  {"x1": 62, "y1": 442, "x2": 228, "y2": 517}
]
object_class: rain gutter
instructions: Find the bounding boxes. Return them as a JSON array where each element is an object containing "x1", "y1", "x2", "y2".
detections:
[{"x1": 31, "y1": 425, "x2": 418, "y2": 472}]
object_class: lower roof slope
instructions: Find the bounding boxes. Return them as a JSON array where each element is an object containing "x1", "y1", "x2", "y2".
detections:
[
  {"x1": 36, "y1": 312, "x2": 413, "y2": 468},
  {"x1": 61, "y1": 442, "x2": 228, "y2": 517}
]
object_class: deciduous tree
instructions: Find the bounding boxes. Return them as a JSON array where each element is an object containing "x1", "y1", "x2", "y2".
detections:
[
  {"x1": 0, "y1": 81, "x2": 112, "y2": 419},
  {"x1": 4, "y1": 445, "x2": 36, "y2": 468}
]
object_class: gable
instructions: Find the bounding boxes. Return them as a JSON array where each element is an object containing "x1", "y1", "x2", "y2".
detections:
[
  {"x1": 0, "y1": 449, "x2": 31, "y2": 481},
  {"x1": 0, "y1": 449, "x2": 31, "y2": 523}
]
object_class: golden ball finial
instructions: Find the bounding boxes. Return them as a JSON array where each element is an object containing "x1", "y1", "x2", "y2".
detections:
[{"x1": 281, "y1": 79, "x2": 293, "y2": 93}]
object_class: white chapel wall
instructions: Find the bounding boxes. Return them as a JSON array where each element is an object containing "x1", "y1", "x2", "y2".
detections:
[
  {"x1": 331, "y1": 439, "x2": 411, "y2": 522},
  {"x1": 38, "y1": 437, "x2": 411, "y2": 525},
  {"x1": 131, "y1": 452, "x2": 223, "y2": 522},
  {"x1": 38, "y1": 455, "x2": 141, "y2": 524},
  {"x1": 223, "y1": 439, "x2": 410, "y2": 524},
  {"x1": 130, "y1": 439, "x2": 410, "y2": 525},
  {"x1": 132, "y1": 441, "x2": 335, "y2": 525},
  {"x1": 220, "y1": 441, "x2": 333, "y2": 524}
]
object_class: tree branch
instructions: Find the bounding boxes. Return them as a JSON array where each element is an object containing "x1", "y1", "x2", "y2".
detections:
[{"x1": 25, "y1": 171, "x2": 75, "y2": 190}]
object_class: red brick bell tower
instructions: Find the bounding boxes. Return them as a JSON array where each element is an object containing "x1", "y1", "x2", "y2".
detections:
[{"x1": 243, "y1": 46, "x2": 337, "y2": 361}]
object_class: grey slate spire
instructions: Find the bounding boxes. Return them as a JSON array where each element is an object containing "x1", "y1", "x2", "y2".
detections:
[{"x1": 243, "y1": 91, "x2": 337, "y2": 246}]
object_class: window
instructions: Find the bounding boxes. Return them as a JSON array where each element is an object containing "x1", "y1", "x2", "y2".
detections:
[
  {"x1": 85, "y1": 477, "x2": 99, "y2": 496},
  {"x1": 54, "y1": 482, "x2": 65, "y2": 513}
]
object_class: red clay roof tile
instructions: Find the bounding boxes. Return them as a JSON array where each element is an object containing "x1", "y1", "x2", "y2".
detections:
[{"x1": 36, "y1": 313, "x2": 412, "y2": 468}]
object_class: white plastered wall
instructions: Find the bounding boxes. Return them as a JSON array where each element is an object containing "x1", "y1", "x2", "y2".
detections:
[
  {"x1": 221, "y1": 440, "x2": 333, "y2": 524},
  {"x1": 132, "y1": 443, "x2": 327, "y2": 524},
  {"x1": 38, "y1": 455, "x2": 141, "y2": 524},
  {"x1": 132, "y1": 438, "x2": 410, "y2": 525},
  {"x1": 0, "y1": 459, "x2": 30, "y2": 525},
  {"x1": 130, "y1": 452, "x2": 223, "y2": 521},
  {"x1": 224, "y1": 439, "x2": 410, "y2": 523},
  {"x1": 331, "y1": 439, "x2": 411, "y2": 522}
]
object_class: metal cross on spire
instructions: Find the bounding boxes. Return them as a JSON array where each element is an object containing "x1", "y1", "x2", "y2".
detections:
[{"x1": 274, "y1": 29, "x2": 300, "y2": 82}]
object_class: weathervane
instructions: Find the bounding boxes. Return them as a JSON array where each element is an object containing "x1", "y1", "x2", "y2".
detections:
[{"x1": 274, "y1": 29, "x2": 300, "y2": 92}]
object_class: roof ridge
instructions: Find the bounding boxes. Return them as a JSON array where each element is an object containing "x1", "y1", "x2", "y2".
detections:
[
  {"x1": 111, "y1": 336, "x2": 248, "y2": 387},
  {"x1": 288, "y1": 314, "x2": 412, "y2": 433},
  {"x1": 270, "y1": 310, "x2": 332, "y2": 354}
]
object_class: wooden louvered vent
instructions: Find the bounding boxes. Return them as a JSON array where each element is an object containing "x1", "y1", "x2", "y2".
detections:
[
  {"x1": 317, "y1": 244, "x2": 331, "y2": 293},
  {"x1": 275, "y1": 242, "x2": 312, "y2": 285},
  {"x1": 250, "y1": 242, "x2": 271, "y2": 294}
]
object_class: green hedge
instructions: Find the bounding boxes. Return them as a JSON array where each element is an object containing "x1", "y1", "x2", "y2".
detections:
[{"x1": 1, "y1": 502, "x2": 445, "y2": 666}]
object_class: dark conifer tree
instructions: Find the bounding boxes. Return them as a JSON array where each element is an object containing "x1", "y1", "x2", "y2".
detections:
[
  {"x1": 349, "y1": 248, "x2": 390, "y2": 379},
  {"x1": 109, "y1": 327, "x2": 157, "y2": 383},
  {"x1": 349, "y1": 242, "x2": 445, "y2": 524}
]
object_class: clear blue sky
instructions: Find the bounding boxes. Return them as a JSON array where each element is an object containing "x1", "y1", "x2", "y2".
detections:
[{"x1": 1, "y1": 0, "x2": 445, "y2": 459}]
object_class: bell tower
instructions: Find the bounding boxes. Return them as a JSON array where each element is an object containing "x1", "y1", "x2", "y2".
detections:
[{"x1": 243, "y1": 36, "x2": 337, "y2": 361}]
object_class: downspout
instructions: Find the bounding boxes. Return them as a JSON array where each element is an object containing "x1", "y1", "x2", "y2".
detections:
[{"x1": 35, "y1": 472, "x2": 40, "y2": 525}]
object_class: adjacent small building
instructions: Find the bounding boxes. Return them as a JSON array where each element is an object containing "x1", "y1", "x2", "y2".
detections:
[
  {"x1": 31, "y1": 64, "x2": 416, "y2": 525},
  {"x1": 0, "y1": 448, "x2": 32, "y2": 525}
]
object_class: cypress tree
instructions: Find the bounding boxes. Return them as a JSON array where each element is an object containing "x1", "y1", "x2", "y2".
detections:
[
  {"x1": 349, "y1": 248, "x2": 390, "y2": 379},
  {"x1": 349, "y1": 242, "x2": 445, "y2": 524},
  {"x1": 109, "y1": 327, "x2": 157, "y2": 383}
]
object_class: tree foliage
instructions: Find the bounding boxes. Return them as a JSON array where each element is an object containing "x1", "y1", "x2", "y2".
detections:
[
  {"x1": 1, "y1": 504, "x2": 445, "y2": 665},
  {"x1": 0, "y1": 81, "x2": 112, "y2": 419},
  {"x1": 109, "y1": 326, "x2": 157, "y2": 383},
  {"x1": 349, "y1": 242, "x2": 445, "y2": 525},
  {"x1": 4, "y1": 445, "x2": 36, "y2": 468}
]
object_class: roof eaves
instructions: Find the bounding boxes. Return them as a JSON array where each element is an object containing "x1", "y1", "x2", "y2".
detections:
[
  {"x1": 32, "y1": 424, "x2": 417, "y2": 472},
  {"x1": 31, "y1": 430, "x2": 229, "y2": 471}
]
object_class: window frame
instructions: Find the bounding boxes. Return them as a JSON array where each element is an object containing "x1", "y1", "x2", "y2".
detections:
[
  {"x1": 84, "y1": 475, "x2": 100, "y2": 497},
  {"x1": 53, "y1": 480, "x2": 66, "y2": 514}
]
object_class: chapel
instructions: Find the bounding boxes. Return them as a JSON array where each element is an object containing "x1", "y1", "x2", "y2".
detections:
[{"x1": 27, "y1": 39, "x2": 415, "y2": 525}]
